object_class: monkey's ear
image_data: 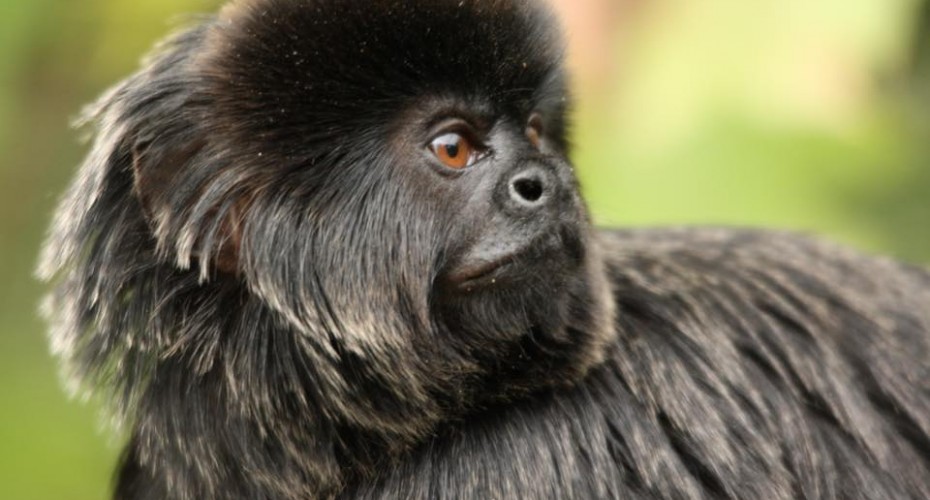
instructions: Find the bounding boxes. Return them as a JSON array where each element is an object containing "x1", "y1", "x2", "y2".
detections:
[
  {"x1": 131, "y1": 139, "x2": 198, "y2": 223},
  {"x1": 131, "y1": 140, "x2": 243, "y2": 275}
]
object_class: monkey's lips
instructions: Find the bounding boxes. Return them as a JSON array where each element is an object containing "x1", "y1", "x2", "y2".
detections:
[
  {"x1": 443, "y1": 228, "x2": 582, "y2": 291},
  {"x1": 445, "y1": 255, "x2": 519, "y2": 289}
]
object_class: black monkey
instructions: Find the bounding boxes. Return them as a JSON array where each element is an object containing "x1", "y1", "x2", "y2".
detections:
[{"x1": 39, "y1": 0, "x2": 930, "y2": 498}]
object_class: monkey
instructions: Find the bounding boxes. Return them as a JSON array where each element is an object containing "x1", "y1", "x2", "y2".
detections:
[{"x1": 37, "y1": 0, "x2": 930, "y2": 498}]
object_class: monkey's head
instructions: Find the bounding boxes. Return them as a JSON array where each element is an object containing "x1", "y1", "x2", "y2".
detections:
[{"x1": 40, "y1": 0, "x2": 615, "y2": 474}]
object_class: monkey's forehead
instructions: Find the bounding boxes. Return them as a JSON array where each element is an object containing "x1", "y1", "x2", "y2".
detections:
[{"x1": 199, "y1": 0, "x2": 565, "y2": 118}]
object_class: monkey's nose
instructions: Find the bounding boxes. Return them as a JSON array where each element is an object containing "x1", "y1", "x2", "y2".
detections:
[{"x1": 507, "y1": 167, "x2": 549, "y2": 209}]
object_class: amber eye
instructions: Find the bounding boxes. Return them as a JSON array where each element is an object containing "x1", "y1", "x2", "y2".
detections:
[
  {"x1": 429, "y1": 132, "x2": 478, "y2": 170},
  {"x1": 526, "y1": 114, "x2": 544, "y2": 149}
]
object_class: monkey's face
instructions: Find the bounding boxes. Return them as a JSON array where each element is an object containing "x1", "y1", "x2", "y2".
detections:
[
  {"x1": 375, "y1": 92, "x2": 606, "y2": 398},
  {"x1": 385, "y1": 91, "x2": 602, "y2": 363},
  {"x1": 416, "y1": 105, "x2": 586, "y2": 295}
]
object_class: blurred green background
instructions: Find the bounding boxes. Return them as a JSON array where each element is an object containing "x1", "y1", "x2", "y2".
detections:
[{"x1": 1, "y1": 0, "x2": 928, "y2": 498}]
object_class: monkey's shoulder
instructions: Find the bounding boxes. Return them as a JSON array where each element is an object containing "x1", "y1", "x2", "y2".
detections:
[
  {"x1": 596, "y1": 226, "x2": 930, "y2": 297},
  {"x1": 595, "y1": 226, "x2": 930, "y2": 346},
  {"x1": 554, "y1": 227, "x2": 930, "y2": 499}
]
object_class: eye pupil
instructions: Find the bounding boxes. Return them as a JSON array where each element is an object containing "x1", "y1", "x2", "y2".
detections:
[{"x1": 445, "y1": 143, "x2": 460, "y2": 158}]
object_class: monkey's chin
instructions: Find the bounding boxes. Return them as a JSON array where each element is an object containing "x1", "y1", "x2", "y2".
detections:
[{"x1": 431, "y1": 246, "x2": 615, "y2": 407}]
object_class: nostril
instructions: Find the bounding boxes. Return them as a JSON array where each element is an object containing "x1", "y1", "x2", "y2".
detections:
[{"x1": 511, "y1": 176, "x2": 545, "y2": 204}]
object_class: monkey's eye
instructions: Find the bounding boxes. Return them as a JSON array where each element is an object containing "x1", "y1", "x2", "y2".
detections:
[
  {"x1": 429, "y1": 132, "x2": 481, "y2": 170},
  {"x1": 526, "y1": 114, "x2": 545, "y2": 149}
]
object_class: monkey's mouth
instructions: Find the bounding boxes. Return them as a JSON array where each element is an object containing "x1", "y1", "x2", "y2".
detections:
[
  {"x1": 443, "y1": 227, "x2": 583, "y2": 291},
  {"x1": 445, "y1": 255, "x2": 519, "y2": 289}
]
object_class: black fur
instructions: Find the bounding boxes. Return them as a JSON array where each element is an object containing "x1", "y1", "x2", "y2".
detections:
[{"x1": 39, "y1": 0, "x2": 930, "y2": 499}]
